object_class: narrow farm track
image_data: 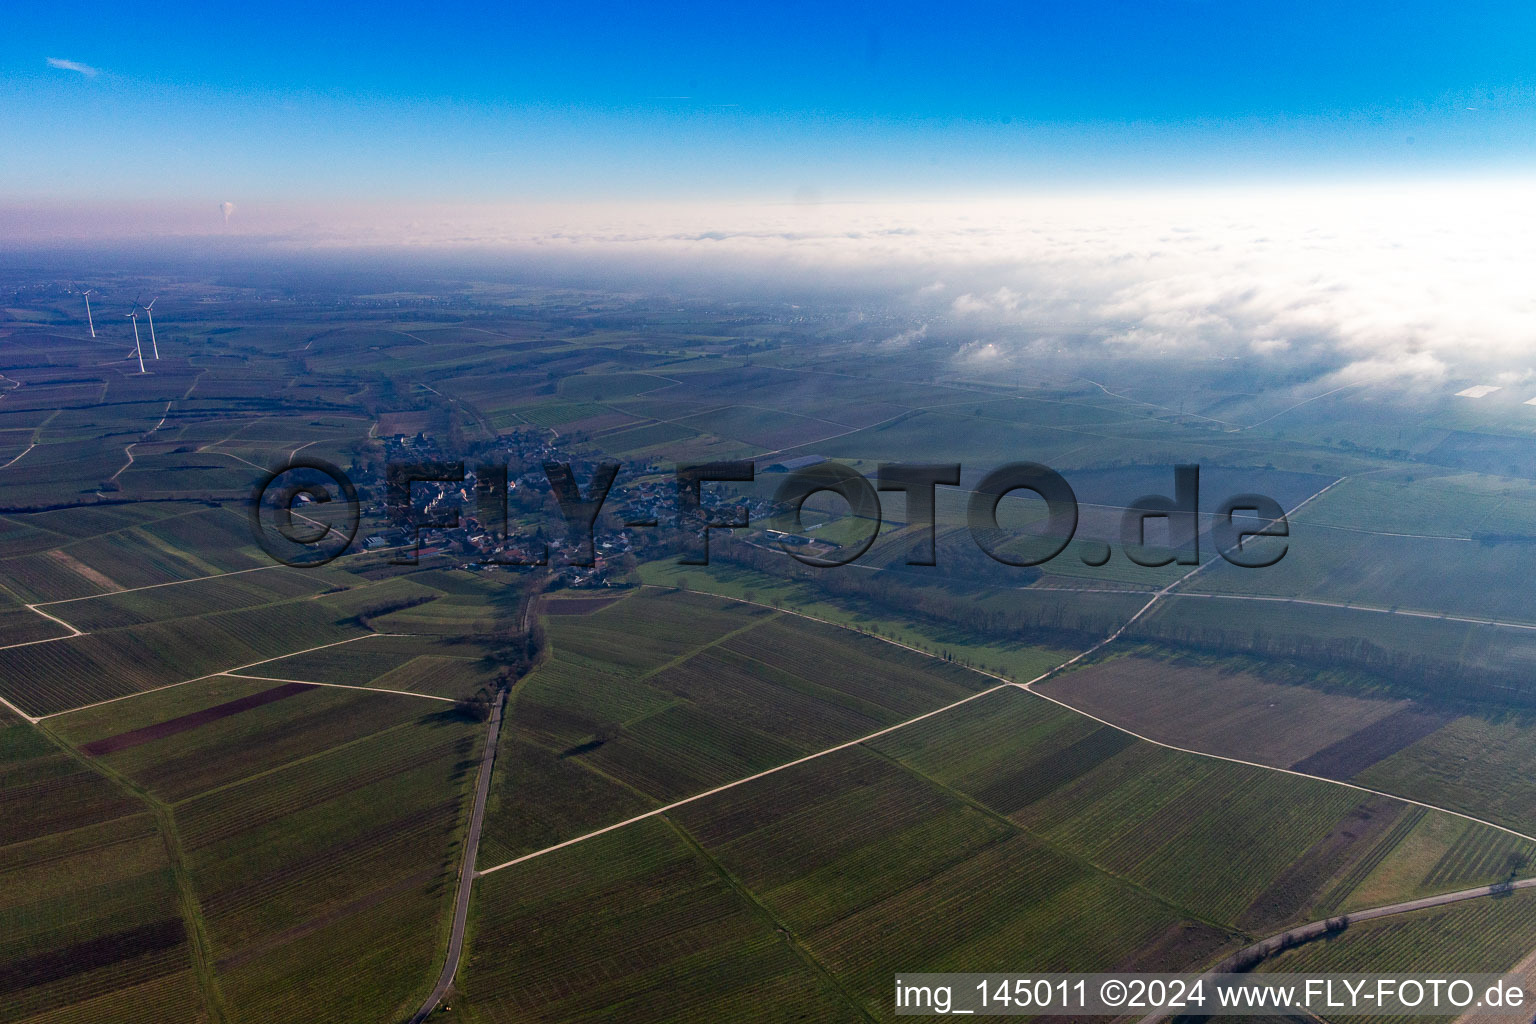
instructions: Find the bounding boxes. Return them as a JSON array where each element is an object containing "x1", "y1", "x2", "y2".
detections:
[
  {"x1": 221, "y1": 672, "x2": 457, "y2": 703},
  {"x1": 31, "y1": 562, "x2": 292, "y2": 606},
  {"x1": 474, "y1": 586, "x2": 1534, "y2": 880},
  {"x1": 33, "y1": 632, "x2": 407, "y2": 720},
  {"x1": 1166, "y1": 590, "x2": 1536, "y2": 632},
  {"x1": 482, "y1": 552, "x2": 1536, "y2": 901},
  {"x1": 1017, "y1": 680, "x2": 1536, "y2": 846},
  {"x1": 0, "y1": 442, "x2": 36, "y2": 470},
  {"x1": 33, "y1": 720, "x2": 231, "y2": 1022},
  {"x1": 475, "y1": 679, "x2": 1016, "y2": 877},
  {"x1": 103, "y1": 400, "x2": 174, "y2": 487}
]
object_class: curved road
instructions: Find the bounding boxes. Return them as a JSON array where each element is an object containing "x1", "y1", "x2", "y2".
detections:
[{"x1": 407, "y1": 688, "x2": 506, "y2": 1024}]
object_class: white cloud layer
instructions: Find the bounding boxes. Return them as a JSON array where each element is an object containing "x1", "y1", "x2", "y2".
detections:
[{"x1": 7, "y1": 177, "x2": 1536, "y2": 382}]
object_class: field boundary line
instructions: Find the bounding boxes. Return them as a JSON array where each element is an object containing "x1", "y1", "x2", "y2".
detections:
[
  {"x1": 664, "y1": 816, "x2": 881, "y2": 1024},
  {"x1": 638, "y1": 583, "x2": 1013, "y2": 669},
  {"x1": 164, "y1": 718, "x2": 431, "y2": 807},
  {"x1": 657, "y1": 563, "x2": 1536, "y2": 849},
  {"x1": 32, "y1": 719, "x2": 231, "y2": 1022},
  {"x1": 1164, "y1": 590, "x2": 1536, "y2": 631},
  {"x1": 0, "y1": 690, "x2": 38, "y2": 723},
  {"x1": 33, "y1": 632, "x2": 408, "y2": 721},
  {"x1": 649, "y1": 576, "x2": 1536, "y2": 850},
  {"x1": 476, "y1": 680, "x2": 1014, "y2": 877},
  {"x1": 0, "y1": 631, "x2": 82, "y2": 654},
  {"x1": 1015, "y1": 681, "x2": 1536, "y2": 845},
  {"x1": 221, "y1": 672, "x2": 456, "y2": 703},
  {"x1": 1242, "y1": 379, "x2": 1367, "y2": 430},
  {"x1": 0, "y1": 604, "x2": 89, "y2": 680},
  {"x1": 32, "y1": 562, "x2": 291, "y2": 607}
]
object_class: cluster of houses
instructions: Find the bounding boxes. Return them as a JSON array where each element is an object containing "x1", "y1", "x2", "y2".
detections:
[{"x1": 366, "y1": 428, "x2": 842, "y2": 582}]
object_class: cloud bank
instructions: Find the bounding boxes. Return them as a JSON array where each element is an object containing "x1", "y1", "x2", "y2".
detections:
[{"x1": 6, "y1": 177, "x2": 1535, "y2": 383}]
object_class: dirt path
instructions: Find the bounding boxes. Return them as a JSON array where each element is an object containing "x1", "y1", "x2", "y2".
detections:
[
  {"x1": 222, "y1": 672, "x2": 455, "y2": 704},
  {"x1": 482, "y1": 505, "x2": 1536, "y2": 872},
  {"x1": 103, "y1": 401, "x2": 171, "y2": 487},
  {"x1": 33, "y1": 633, "x2": 404, "y2": 720},
  {"x1": 476, "y1": 679, "x2": 1015, "y2": 877},
  {"x1": 0, "y1": 442, "x2": 36, "y2": 470},
  {"x1": 481, "y1": 475, "x2": 1536, "y2": 884},
  {"x1": 1017, "y1": 680, "x2": 1536, "y2": 845},
  {"x1": 1167, "y1": 590, "x2": 1536, "y2": 632},
  {"x1": 33, "y1": 562, "x2": 291, "y2": 607}
]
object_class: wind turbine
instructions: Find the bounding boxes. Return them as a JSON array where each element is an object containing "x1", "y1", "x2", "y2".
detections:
[
  {"x1": 141, "y1": 297, "x2": 160, "y2": 359},
  {"x1": 73, "y1": 284, "x2": 96, "y2": 337},
  {"x1": 126, "y1": 310, "x2": 146, "y2": 373}
]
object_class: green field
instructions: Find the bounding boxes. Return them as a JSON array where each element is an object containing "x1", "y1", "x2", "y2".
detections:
[
  {"x1": 454, "y1": 597, "x2": 1535, "y2": 1021},
  {"x1": 0, "y1": 719, "x2": 202, "y2": 1023},
  {"x1": 35, "y1": 675, "x2": 483, "y2": 1024},
  {"x1": 1358, "y1": 714, "x2": 1536, "y2": 836},
  {"x1": 478, "y1": 588, "x2": 994, "y2": 866},
  {"x1": 638, "y1": 560, "x2": 1081, "y2": 683},
  {"x1": 9, "y1": 279, "x2": 1536, "y2": 1019}
]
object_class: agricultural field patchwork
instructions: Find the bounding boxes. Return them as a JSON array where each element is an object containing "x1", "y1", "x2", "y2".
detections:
[
  {"x1": 6, "y1": 273, "x2": 1536, "y2": 1022},
  {"x1": 32, "y1": 671, "x2": 485, "y2": 1024},
  {"x1": 1037, "y1": 653, "x2": 1412, "y2": 768},
  {"x1": 463, "y1": 628, "x2": 1536, "y2": 1019},
  {"x1": 0, "y1": 719, "x2": 202, "y2": 1023},
  {"x1": 479, "y1": 588, "x2": 991, "y2": 865}
]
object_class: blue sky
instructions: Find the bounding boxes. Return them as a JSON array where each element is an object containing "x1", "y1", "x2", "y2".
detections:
[{"x1": 4, "y1": 1, "x2": 1536, "y2": 205}]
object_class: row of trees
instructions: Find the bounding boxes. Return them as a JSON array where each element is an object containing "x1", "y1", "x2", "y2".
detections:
[
  {"x1": 715, "y1": 541, "x2": 1536, "y2": 711},
  {"x1": 717, "y1": 542, "x2": 1122, "y2": 650},
  {"x1": 455, "y1": 581, "x2": 550, "y2": 722},
  {"x1": 1124, "y1": 620, "x2": 1536, "y2": 710}
]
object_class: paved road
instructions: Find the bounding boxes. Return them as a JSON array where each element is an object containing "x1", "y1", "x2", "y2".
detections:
[
  {"x1": 407, "y1": 689, "x2": 506, "y2": 1024},
  {"x1": 1233, "y1": 877, "x2": 1536, "y2": 964},
  {"x1": 1139, "y1": 877, "x2": 1536, "y2": 1023}
]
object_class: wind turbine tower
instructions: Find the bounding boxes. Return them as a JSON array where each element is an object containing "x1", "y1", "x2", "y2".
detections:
[
  {"x1": 81, "y1": 289, "x2": 96, "y2": 338},
  {"x1": 142, "y1": 298, "x2": 160, "y2": 359},
  {"x1": 126, "y1": 311, "x2": 146, "y2": 373}
]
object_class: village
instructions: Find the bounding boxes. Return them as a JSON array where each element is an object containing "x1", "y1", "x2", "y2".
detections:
[{"x1": 365, "y1": 428, "x2": 828, "y2": 587}]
